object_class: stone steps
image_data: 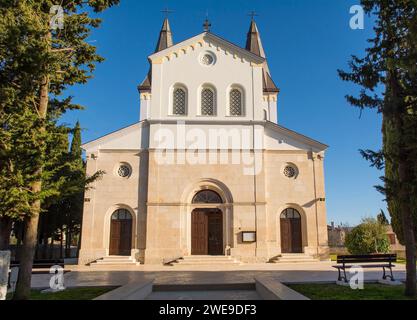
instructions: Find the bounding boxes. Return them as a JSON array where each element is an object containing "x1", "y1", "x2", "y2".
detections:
[
  {"x1": 90, "y1": 256, "x2": 139, "y2": 266},
  {"x1": 171, "y1": 256, "x2": 242, "y2": 266},
  {"x1": 271, "y1": 253, "x2": 319, "y2": 264}
]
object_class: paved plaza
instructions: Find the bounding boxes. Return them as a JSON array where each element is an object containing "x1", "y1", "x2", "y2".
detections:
[{"x1": 30, "y1": 261, "x2": 407, "y2": 289}]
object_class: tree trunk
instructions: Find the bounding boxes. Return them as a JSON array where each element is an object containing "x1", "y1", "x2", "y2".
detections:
[
  {"x1": 65, "y1": 230, "x2": 71, "y2": 258},
  {"x1": 0, "y1": 216, "x2": 13, "y2": 250},
  {"x1": 13, "y1": 201, "x2": 41, "y2": 300},
  {"x1": 385, "y1": 49, "x2": 417, "y2": 295},
  {"x1": 398, "y1": 160, "x2": 417, "y2": 296},
  {"x1": 42, "y1": 231, "x2": 48, "y2": 260},
  {"x1": 60, "y1": 227, "x2": 63, "y2": 259},
  {"x1": 15, "y1": 221, "x2": 24, "y2": 261},
  {"x1": 48, "y1": 236, "x2": 53, "y2": 259},
  {"x1": 39, "y1": 215, "x2": 44, "y2": 259},
  {"x1": 13, "y1": 71, "x2": 49, "y2": 300},
  {"x1": 402, "y1": 209, "x2": 416, "y2": 296}
]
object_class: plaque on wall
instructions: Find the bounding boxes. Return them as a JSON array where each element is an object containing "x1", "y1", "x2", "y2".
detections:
[{"x1": 242, "y1": 232, "x2": 256, "y2": 243}]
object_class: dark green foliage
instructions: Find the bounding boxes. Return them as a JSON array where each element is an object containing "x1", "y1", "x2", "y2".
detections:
[
  {"x1": 0, "y1": 0, "x2": 118, "y2": 299},
  {"x1": 0, "y1": 1, "x2": 120, "y2": 220},
  {"x1": 377, "y1": 209, "x2": 390, "y2": 225},
  {"x1": 338, "y1": 0, "x2": 417, "y2": 296},
  {"x1": 345, "y1": 218, "x2": 390, "y2": 254},
  {"x1": 38, "y1": 122, "x2": 103, "y2": 258}
]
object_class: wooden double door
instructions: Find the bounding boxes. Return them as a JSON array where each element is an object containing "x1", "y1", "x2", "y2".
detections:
[
  {"x1": 191, "y1": 209, "x2": 223, "y2": 255},
  {"x1": 280, "y1": 217, "x2": 302, "y2": 253},
  {"x1": 109, "y1": 218, "x2": 132, "y2": 256}
]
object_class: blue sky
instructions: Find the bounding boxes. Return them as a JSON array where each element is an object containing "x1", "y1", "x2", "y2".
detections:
[{"x1": 62, "y1": 0, "x2": 385, "y2": 226}]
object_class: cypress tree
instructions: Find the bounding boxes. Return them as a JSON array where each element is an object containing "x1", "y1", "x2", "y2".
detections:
[{"x1": 339, "y1": 0, "x2": 417, "y2": 296}]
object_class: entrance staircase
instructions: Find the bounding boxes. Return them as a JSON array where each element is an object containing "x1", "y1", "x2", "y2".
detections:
[
  {"x1": 270, "y1": 253, "x2": 319, "y2": 264},
  {"x1": 170, "y1": 256, "x2": 242, "y2": 266},
  {"x1": 89, "y1": 256, "x2": 139, "y2": 267}
]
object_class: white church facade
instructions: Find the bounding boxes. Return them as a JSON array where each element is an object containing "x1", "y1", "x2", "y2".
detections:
[{"x1": 78, "y1": 18, "x2": 329, "y2": 265}]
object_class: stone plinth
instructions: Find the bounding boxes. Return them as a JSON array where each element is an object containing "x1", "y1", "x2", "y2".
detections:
[{"x1": 0, "y1": 251, "x2": 11, "y2": 300}]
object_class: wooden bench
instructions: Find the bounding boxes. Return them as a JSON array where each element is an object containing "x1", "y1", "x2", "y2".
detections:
[{"x1": 333, "y1": 254, "x2": 397, "y2": 283}]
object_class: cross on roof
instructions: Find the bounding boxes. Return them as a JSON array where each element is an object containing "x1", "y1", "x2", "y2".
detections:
[
  {"x1": 203, "y1": 18, "x2": 211, "y2": 32},
  {"x1": 161, "y1": 8, "x2": 174, "y2": 18},
  {"x1": 248, "y1": 11, "x2": 259, "y2": 20}
]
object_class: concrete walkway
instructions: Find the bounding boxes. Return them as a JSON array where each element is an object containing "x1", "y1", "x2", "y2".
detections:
[{"x1": 30, "y1": 261, "x2": 407, "y2": 289}]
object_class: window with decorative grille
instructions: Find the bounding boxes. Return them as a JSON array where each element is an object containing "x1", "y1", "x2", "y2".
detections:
[
  {"x1": 201, "y1": 88, "x2": 215, "y2": 116},
  {"x1": 173, "y1": 88, "x2": 186, "y2": 115},
  {"x1": 280, "y1": 208, "x2": 301, "y2": 219},
  {"x1": 192, "y1": 190, "x2": 223, "y2": 204},
  {"x1": 229, "y1": 89, "x2": 243, "y2": 116},
  {"x1": 111, "y1": 209, "x2": 132, "y2": 220}
]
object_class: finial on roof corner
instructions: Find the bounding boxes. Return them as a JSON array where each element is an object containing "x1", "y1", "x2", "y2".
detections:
[
  {"x1": 161, "y1": 7, "x2": 174, "y2": 18},
  {"x1": 203, "y1": 18, "x2": 211, "y2": 32},
  {"x1": 203, "y1": 10, "x2": 211, "y2": 32},
  {"x1": 248, "y1": 10, "x2": 259, "y2": 21}
]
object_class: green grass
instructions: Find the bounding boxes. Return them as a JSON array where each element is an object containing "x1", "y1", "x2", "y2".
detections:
[
  {"x1": 7, "y1": 287, "x2": 117, "y2": 300},
  {"x1": 288, "y1": 283, "x2": 416, "y2": 300}
]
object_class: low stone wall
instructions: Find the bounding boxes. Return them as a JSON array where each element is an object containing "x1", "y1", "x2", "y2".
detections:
[
  {"x1": 255, "y1": 277, "x2": 309, "y2": 300},
  {"x1": 94, "y1": 279, "x2": 154, "y2": 300}
]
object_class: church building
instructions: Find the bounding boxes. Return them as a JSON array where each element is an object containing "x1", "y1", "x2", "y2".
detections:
[{"x1": 78, "y1": 17, "x2": 329, "y2": 265}]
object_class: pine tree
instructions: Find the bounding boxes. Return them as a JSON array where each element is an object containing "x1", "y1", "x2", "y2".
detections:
[
  {"x1": 0, "y1": 0, "x2": 119, "y2": 300},
  {"x1": 339, "y1": 0, "x2": 417, "y2": 296},
  {"x1": 0, "y1": 3, "x2": 46, "y2": 249}
]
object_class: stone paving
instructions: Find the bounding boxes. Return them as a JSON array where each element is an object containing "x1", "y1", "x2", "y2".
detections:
[
  {"x1": 146, "y1": 290, "x2": 262, "y2": 300},
  {"x1": 30, "y1": 261, "x2": 407, "y2": 289}
]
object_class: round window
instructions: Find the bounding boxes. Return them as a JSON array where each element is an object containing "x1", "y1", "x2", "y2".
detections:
[
  {"x1": 283, "y1": 165, "x2": 297, "y2": 178},
  {"x1": 201, "y1": 54, "x2": 214, "y2": 65},
  {"x1": 199, "y1": 52, "x2": 216, "y2": 66},
  {"x1": 118, "y1": 164, "x2": 131, "y2": 178}
]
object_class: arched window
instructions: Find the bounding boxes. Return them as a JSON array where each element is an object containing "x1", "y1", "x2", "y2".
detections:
[
  {"x1": 173, "y1": 87, "x2": 187, "y2": 115},
  {"x1": 111, "y1": 208, "x2": 132, "y2": 220},
  {"x1": 229, "y1": 89, "x2": 243, "y2": 116},
  {"x1": 201, "y1": 88, "x2": 215, "y2": 116},
  {"x1": 280, "y1": 208, "x2": 301, "y2": 219},
  {"x1": 192, "y1": 190, "x2": 223, "y2": 204}
]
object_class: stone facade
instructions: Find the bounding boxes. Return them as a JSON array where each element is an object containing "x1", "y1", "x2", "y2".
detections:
[{"x1": 78, "y1": 19, "x2": 329, "y2": 265}]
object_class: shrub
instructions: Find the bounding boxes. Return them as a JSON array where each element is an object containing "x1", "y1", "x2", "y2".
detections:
[{"x1": 345, "y1": 218, "x2": 390, "y2": 254}]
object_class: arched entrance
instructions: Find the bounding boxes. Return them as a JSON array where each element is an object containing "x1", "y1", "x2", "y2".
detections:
[
  {"x1": 280, "y1": 208, "x2": 302, "y2": 253},
  {"x1": 109, "y1": 209, "x2": 132, "y2": 256},
  {"x1": 191, "y1": 190, "x2": 223, "y2": 255}
]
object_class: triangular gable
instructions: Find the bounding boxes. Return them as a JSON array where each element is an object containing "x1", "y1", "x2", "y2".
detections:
[
  {"x1": 82, "y1": 121, "x2": 148, "y2": 152},
  {"x1": 265, "y1": 121, "x2": 328, "y2": 152},
  {"x1": 148, "y1": 32, "x2": 265, "y2": 65}
]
